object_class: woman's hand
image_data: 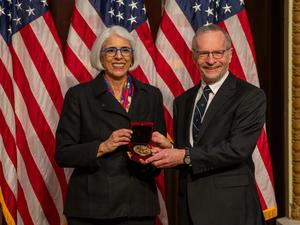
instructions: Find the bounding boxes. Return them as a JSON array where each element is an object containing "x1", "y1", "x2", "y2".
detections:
[{"x1": 97, "y1": 128, "x2": 132, "y2": 157}]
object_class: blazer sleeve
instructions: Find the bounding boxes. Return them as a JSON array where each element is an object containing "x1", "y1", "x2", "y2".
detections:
[
  {"x1": 190, "y1": 88, "x2": 267, "y2": 175},
  {"x1": 54, "y1": 87, "x2": 100, "y2": 170}
]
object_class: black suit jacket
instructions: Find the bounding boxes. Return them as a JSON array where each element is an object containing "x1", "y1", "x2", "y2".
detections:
[
  {"x1": 55, "y1": 73, "x2": 166, "y2": 219},
  {"x1": 173, "y1": 73, "x2": 266, "y2": 225}
]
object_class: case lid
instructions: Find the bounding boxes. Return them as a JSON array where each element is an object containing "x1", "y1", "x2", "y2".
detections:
[{"x1": 130, "y1": 122, "x2": 153, "y2": 143}]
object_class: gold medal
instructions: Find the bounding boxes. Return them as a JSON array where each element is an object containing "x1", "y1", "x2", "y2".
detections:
[{"x1": 133, "y1": 145, "x2": 151, "y2": 156}]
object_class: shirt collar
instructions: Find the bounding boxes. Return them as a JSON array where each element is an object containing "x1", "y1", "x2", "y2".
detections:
[{"x1": 201, "y1": 71, "x2": 229, "y2": 94}]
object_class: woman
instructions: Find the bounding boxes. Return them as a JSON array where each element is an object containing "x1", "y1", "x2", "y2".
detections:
[{"x1": 55, "y1": 26, "x2": 166, "y2": 225}]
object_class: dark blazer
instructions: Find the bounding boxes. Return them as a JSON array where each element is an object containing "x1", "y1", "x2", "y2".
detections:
[
  {"x1": 55, "y1": 73, "x2": 166, "y2": 219},
  {"x1": 173, "y1": 73, "x2": 266, "y2": 225}
]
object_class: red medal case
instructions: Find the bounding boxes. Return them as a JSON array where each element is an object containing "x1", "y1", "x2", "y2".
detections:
[{"x1": 127, "y1": 122, "x2": 153, "y2": 161}]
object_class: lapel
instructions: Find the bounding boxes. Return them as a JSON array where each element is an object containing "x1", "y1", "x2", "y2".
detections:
[
  {"x1": 127, "y1": 77, "x2": 148, "y2": 118},
  {"x1": 184, "y1": 84, "x2": 201, "y2": 145},
  {"x1": 194, "y1": 73, "x2": 237, "y2": 143},
  {"x1": 91, "y1": 72, "x2": 148, "y2": 121},
  {"x1": 91, "y1": 72, "x2": 130, "y2": 119}
]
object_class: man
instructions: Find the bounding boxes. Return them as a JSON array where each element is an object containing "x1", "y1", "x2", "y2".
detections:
[{"x1": 146, "y1": 24, "x2": 266, "y2": 225}]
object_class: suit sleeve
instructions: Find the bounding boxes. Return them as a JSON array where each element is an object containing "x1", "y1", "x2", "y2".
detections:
[
  {"x1": 190, "y1": 88, "x2": 266, "y2": 175},
  {"x1": 54, "y1": 88, "x2": 100, "y2": 170}
]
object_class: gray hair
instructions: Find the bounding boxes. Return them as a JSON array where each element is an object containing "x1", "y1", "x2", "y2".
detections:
[
  {"x1": 192, "y1": 24, "x2": 232, "y2": 50},
  {"x1": 90, "y1": 25, "x2": 138, "y2": 71}
]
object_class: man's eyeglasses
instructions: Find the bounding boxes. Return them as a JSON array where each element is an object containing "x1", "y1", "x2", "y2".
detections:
[
  {"x1": 101, "y1": 47, "x2": 134, "y2": 57},
  {"x1": 192, "y1": 48, "x2": 230, "y2": 59}
]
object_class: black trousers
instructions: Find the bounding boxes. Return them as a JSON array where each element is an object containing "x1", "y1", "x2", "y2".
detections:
[{"x1": 67, "y1": 217, "x2": 156, "y2": 225}]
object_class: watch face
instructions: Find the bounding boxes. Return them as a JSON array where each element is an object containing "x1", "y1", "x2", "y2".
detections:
[{"x1": 184, "y1": 155, "x2": 191, "y2": 164}]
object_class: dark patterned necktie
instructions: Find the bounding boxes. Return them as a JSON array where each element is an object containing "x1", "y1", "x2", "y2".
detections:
[{"x1": 192, "y1": 85, "x2": 212, "y2": 141}]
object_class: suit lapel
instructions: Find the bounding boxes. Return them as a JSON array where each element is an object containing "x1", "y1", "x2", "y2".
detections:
[
  {"x1": 184, "y1": 85, "x2": 200, "y2": 145},
  {"x1": 92, "y1": 73, "x2": 130, "y2": 119},
  {"x1": 194, "y1": 74, "x2": 237, "y2": 143},
  {"x1": 127, "y1": 78, "x2": 146, "y2": 118}
]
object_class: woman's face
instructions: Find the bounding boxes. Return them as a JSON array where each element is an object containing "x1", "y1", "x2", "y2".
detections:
[{"x1": 100, "y1": 34, "x2": 133, "y2": 80}]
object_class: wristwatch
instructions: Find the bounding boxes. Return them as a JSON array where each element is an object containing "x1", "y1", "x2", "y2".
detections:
[{"x1": 183, "y1": 147, "x2": 191, "y2": 166}]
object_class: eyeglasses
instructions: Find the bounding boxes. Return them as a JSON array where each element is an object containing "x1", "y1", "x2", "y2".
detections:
[
  {"x1": 192, "y1": 48, "x2": 230, "y2": 59},
  {"x1": 101, "y1": 47, "x2": 134, "y2": 57}
]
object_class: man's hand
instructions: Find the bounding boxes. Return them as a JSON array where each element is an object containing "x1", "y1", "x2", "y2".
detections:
[
  {"x1": 144, "y1": 148, "x2": 185, "y2": 168},
  {"x1": 151, "y1": 131, "x2": 173, "y2": 149}
]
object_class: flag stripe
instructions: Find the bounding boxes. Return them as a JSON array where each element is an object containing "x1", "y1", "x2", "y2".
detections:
[
  {"x1": 224, "y1": 16, "x2": 259, "y2": 86},
  {"x1": 0, "y1": 95, "x2": 16, "y2": 168},
  {"x1": 16, "y1": 183, "x2": 35, "y2": 225},
  {"x1": 75, "y1": 0, "x2": 105, "y2": 36},
  {"x1": 164, "y1": 0, "x2": 195, "y2": 48},
  {"x1": 9, "y1": 46, "x2": 68, "y2": 197},
  {"x1": 0, "y1": 113, "x2": 17, "y2": 179},
  {"x1": 0, "y1": 68, "x2": 17, "y2": 223},
  {"x1": 19, "y1": 24, "x2": 63, "y2": 114},
  {"x1": 0, "y1": 139, "x2": 17, "y2": 202},
  {"x1": 0, "y1": 162, "x2": 17, "y2": 224},
  {"x1": 156, "y1": 186, "x2": 168, "y2": 225},
  {"x1": 12, "y1": 32, "x2": 60, "y2": 135},
  {"x1": 14, "y1": 83, "x2": 65, "y2": 217},
  {"x1": 253, "y1": 146, "x2": 276, "y2": 209},
  {"x1": 131, "y1": 27, "x2": 157, "y2": 85},
  {"x1": 217, "y1": 22, "x2": 248, "y2": 81},
  {"x1": 42, "y1": 12, "x2": 63, "y2": 53},
  {"x1": 71, "y1": 7, "x2": 96, "y2": 50},
  {"x1": 64, "y1": 45, "x2": 94, "y2": 83},
  {"x1": 257, "y1": 129, "x2": 274, "y2": 185},
  {"x1": 1, "y1": 2, "x2": 71, "y2": 224},
  {"x1": 156, "y1": 30, "x2": 194, "y2": 90},
  {"x1": 16, "y1": 117, "x2": 61, "y2": 225},
  {"x1": 236, "y1": 10, "x2": 257, "y2": 63},
  {"x1": 155, "y1": 51, "x2": 185, "y2": 97},
  {"x1": 16, "y1": 150, "x2": 47, "y2": 225},
  {"x1": 38, "y1": 13, "x2": 70, "y2": 97},
  {"x1": 136, "y1": 24, "x2": 185, "y2": 97},
  {"x1": 160, "y1": 13, "x2": 200, "y2": 85},
  {"x1": 130, "y1": 66, "x2": 150, "y2": 84},
  {"x1": 65, "y1": 25, "x2": 97, "y2": 76}
]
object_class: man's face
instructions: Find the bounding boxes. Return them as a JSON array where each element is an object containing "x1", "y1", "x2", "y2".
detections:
[{"x1": 192, "y1": 30, "x2": 232, "y2": 84}]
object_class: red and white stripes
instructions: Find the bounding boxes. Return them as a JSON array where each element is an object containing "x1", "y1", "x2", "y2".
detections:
[{"x1": 0, "y1": 11, "x2": 69, "y2": 225}]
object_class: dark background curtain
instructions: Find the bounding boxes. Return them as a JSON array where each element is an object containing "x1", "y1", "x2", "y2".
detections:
[{"x1": 0, "y1": 0, "x2": 285, "y2": 224}]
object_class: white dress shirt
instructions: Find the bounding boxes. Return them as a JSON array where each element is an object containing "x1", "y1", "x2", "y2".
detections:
[{"x1": 189, "y1": 71, "x2": 229, "y2": 146}]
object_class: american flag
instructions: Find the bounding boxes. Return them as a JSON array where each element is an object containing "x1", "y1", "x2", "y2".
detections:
[
  {"x1": 0, "y1": 0, "x2": 69, "y2": 224},
  {"x1": 64, "y1": 1, "x2": 168, "y2": 225},
  {"x1": 156, "y1": 0, "x2": 277, "y2": 220}
]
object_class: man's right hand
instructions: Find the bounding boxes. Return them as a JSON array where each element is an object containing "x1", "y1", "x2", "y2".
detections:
[{"x1": 151, "y1": 131, "x2": 173, "y2": 149}]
